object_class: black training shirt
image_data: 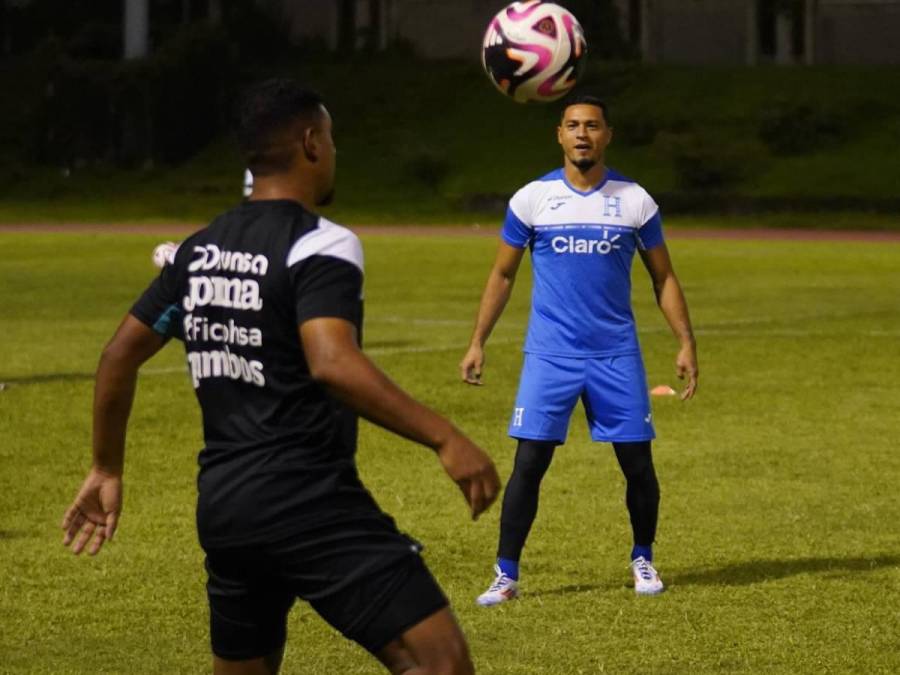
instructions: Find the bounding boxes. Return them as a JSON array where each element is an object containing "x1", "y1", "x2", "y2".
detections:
[{"x1": 131, "y1": 200, "x2": 380, "y2": 548}]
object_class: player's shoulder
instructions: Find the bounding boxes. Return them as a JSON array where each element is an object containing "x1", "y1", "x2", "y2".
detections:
[
  {"x1": 286, "y1": 216, "x2": 364, "y2": 273},
  {"x1": 604, "y1": 168, "x2": 659, "y2": 222},
  {"x1": 535, "y1": 167, "x2": 566, "y2": 184},
  {"x1": 516, "y1": 168, "x2": 566, "y2": 195},
  {"x1": 510, "y1": 168, "x2": 566, "y2": 215},
  {"x1": 603, "y1": 168, "x2": 653, "y2": 199}
]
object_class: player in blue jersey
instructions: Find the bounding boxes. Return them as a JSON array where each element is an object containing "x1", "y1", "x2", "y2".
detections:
[{"x1": 459, "y1": 94, "x2": 698, "y2": 603}]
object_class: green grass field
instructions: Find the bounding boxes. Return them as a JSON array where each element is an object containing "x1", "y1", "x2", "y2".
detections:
[{"x1": 1, "y1": 227, "x2": 899, "y2": 673}]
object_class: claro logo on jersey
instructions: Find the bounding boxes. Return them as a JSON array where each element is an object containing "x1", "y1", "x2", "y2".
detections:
[
  {"x1": 551, "y1": 233, "x2": 622, "y2": 255},
  {"x1": 183, "y1": 245, "x2": 270, "y2": 389}
]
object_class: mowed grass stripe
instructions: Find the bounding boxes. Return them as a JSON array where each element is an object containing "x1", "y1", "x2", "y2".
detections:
[{"x1": 1, "y1": 231, "x2": 898, "y2": 674}]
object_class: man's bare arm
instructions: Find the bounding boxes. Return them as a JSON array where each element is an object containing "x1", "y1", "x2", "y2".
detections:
[
  {"x1": 459, "y1": 241, "x2": 526, "y2": 384},
  {"x1": 639, "y1": 243, "x2": 699, "y2": 400},
  {"x1": 91, "y1": 315, "x2": 167, "y2": 473},
  {"x1": 300, "y1": 318, "x2": 501, "y2": 520},
  {"x1": 62, "y1": 315, "x2": 167, "y2": 554}
]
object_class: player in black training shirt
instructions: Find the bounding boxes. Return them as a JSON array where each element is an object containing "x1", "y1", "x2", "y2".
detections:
[{"x1": 61, "y1": 79, "x2": 500, "y2": 675}]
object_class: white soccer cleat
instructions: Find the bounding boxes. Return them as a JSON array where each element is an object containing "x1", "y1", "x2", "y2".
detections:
[
  {"x1": 630, "y1": 556, "x2": 664, "y2": 595},
  {"x1": 476, "y1": 565, "x2": 519, "y2": 607},
  {"x1": 152, "y1": 241, "x2": 179, "y2": 268}
]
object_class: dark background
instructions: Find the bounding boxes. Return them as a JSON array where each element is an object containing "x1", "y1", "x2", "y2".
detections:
[{"x1": 1, "y1": 0, "x2": 898, "y2": 225}]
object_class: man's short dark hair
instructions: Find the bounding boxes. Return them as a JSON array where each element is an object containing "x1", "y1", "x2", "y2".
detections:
[
  {"x1": 236, "y1": 78, "x2": 325, "y2": 175},
  {"x1": 560, "y1": 93, "x2": 610, "y2": 125}
]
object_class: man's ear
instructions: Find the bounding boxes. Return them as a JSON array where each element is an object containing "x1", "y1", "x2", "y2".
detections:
[{"x1": 302, "y1": 126, "x2": 318, "y2": 162}]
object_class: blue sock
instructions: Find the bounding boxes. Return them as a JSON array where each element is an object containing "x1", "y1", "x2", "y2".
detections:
[
  {"x1": 631, "y1": 545, "x2": 653, "y2": 562},
  {"x1": 497, "y1": 557, "x2": 519, "y2": 580}
]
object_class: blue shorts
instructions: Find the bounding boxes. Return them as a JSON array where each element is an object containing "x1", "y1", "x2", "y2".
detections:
[{"x1": 508, "y1": 353, "x2": 655, "y2": 443}]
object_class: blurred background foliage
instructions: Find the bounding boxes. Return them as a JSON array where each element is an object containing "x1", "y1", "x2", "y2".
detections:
[{"x1": 0, "y1": 0, "x2": 898, "y2": 225}]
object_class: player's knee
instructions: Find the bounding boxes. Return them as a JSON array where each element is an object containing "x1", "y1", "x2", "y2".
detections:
[
  {"x1": 401, "y1": 608, "x2": 473, "y2": 675},
  {"x1": 614, "y1": 441, "x2": 654, "y2": 479},
  {"x1": 430, "y1": 636, "x2": 473, "y2": 675},
  {"x1": 514, "y1": 457, "x2": 548, "y2": 482},
  {"x1": 513, "y1": 441, "x2": 555, "y2": 480},
  {"x1": 623, "y1": 460, "x2": 654, "y2": 483},
  {"x1": 632, "y1": 465, "x2": 659, "y2": 498}
]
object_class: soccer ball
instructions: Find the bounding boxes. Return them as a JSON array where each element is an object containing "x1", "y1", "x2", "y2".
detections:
[
  {"x1": 152, "y1": 241, "x2": 179, "y2": 268},
  {"x1": 482, "y1": 1, "x2": 587, "y2": 104}
]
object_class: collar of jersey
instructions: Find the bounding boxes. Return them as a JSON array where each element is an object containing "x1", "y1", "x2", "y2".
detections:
[{"x1": 560, "y1": 167, "x2": 609, "y2": 197}]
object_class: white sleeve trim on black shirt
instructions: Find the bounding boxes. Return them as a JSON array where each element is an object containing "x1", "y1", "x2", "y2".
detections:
[{"x1": 285, "y1": 217, "x2": 364, "y2": 273}]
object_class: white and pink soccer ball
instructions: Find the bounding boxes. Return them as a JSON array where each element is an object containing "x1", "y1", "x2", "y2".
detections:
[
  {"x1": 152, "y1": 241, "x2": 179, "y2": 268},
  {"x1": 482, "y1": 1, "x2": 587, "y2": 104}
]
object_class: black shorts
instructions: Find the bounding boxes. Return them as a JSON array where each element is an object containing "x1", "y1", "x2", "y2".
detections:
[{"x1": 204, "y1": 520, "x2": 449, "y2": 660}]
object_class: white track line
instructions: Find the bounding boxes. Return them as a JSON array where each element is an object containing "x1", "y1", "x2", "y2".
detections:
[
  {"x1": 140, "y1": 338, "x2": 522, "y2": 377},
  {"x1": 5, "y1": 319, "x2": 895, "y2": 388},
  {"x1": 367, "y1": 316, "x2": 472, "y2": 326},
  {"x1": 137, "y1": 322, "x2": 899, "y2": 380}
]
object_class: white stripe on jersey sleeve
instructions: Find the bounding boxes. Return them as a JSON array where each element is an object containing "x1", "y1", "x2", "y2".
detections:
[
  {"x1": 285, "y1": 217, "x2": 364, "y2": 273},
  {"x1": 508, "y1": 184, "x2": 534, "y2": 227},
  {"x1": 636, "y1": 188, "x2": 660, "y2": 229}
]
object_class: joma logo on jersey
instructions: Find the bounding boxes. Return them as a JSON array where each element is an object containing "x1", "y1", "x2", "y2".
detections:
[
  {"x1": 183, "y1": 276, "x2": 263, "y2": 312},
  {"x1": 547, "y1": 195, "x2": 572, "y2": 210},
  {"x1": 551, "y1": 233, "x2": 622, "y2": 255}
]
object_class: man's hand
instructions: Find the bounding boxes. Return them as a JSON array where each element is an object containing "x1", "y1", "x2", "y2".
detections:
[
  {"x1": 436, "y1": 432, "x2": 501, "y2": 520},
  {"x1": 459, "y1": 344, "x2": 485, "y2": 385},
  {"x1": 301, "y1": 318, "x2": 501, "y2": 521},
  {"x1": 676, "y1": 342, "x2": 699, "y2": 401},
  {"x1": 639, "y1": 244, "x2": 698, "y2": 401},
  {"x1": 65, "y1": 314, "x2": 165, "y2": 556},
  {"x1": 61, "y1": 467, "x2": 122, "y2": 556}
]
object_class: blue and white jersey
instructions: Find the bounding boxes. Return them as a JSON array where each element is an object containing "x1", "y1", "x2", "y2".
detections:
[{"x1": 502, "y1": 167, "x2": 664, "y2": 358}]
